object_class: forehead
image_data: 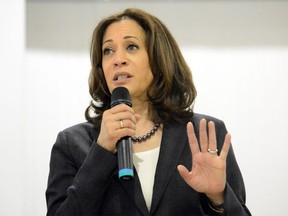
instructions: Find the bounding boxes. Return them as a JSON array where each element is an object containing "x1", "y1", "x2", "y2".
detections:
[{"x1": 103, "y1": 19, "x2": 146, "y2": 42}]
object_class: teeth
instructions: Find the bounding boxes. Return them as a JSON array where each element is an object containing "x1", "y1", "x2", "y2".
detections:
[{"x1": 117, "y1": 75, "x2": 128, "y2": 81}]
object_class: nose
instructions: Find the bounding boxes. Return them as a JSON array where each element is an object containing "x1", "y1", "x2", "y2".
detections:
[
  {"x1": 113, "y1": 50, "x2": 127, "y2": 67},
  {"x1": 114, "y1": 59, "x2": 127, "y2": 67}
]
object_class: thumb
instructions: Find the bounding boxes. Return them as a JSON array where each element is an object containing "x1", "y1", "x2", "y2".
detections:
[{"x1": 177, "y1": 165, "x2": 191, "y2": 182}]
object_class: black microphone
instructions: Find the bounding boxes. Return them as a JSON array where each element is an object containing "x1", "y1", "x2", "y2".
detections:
[{"x1": 110, "y1": 87, "x2": 134, "y2": 180}]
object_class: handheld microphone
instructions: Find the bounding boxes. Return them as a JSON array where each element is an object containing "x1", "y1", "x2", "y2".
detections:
[{"x1": 110, "y1": 87, "x2": 134, "y2": 180}]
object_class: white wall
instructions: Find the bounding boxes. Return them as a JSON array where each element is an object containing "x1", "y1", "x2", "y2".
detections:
[
  {"x1": 1, "y1": 0, "x2": 287, "y2": 215},
  {"x1": 0, "y1": 1, "x2": 25, "y2": 215}
]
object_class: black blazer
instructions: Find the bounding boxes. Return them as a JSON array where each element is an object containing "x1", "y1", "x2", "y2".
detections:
[{"x1": 46, "y1": 113, "x2": 251, "y2": 216}]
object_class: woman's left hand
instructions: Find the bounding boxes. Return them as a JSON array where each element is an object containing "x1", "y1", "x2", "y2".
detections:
[{"x1": 177, "y1": 118, "x2": 231, "y2": 204}]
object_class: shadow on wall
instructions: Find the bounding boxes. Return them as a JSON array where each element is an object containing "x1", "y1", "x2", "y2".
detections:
[{"x1": 26, "y1": 0, "x2": 288, "y2": 52}]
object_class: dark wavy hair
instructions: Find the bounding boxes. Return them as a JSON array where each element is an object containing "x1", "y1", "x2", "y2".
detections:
[{"x1": 85, "y1": 8, "x2": 197, "y2": 124}]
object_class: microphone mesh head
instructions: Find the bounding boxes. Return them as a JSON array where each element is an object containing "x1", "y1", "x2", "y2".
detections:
[{"x1": 110, "y1": 87, "x2": 132, "y2": 107}]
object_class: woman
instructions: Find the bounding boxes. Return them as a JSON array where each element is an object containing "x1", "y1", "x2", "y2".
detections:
[{"x1": 46, "y1": 8, "x2": 251, "y2": 216}]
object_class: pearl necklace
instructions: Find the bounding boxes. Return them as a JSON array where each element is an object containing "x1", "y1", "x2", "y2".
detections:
[{"x1": 132, "y1": 123, "x2": 160, "y2": 143}]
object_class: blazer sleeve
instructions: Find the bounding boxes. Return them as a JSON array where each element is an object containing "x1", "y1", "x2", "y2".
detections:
[
  {"x1": 215, "y1": 119, "x2": 251, "y2": 216},
  {"x1": 46, "y1": 129, "x2": 118, "y2": 216}
]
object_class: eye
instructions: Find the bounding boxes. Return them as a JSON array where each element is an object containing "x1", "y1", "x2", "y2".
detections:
[
  {"x1": 103, "y1": 48, "x2": 113, "y2": 56},
  {"x1": 127, "y1": 44, "x2": 139, "y2": 51}
]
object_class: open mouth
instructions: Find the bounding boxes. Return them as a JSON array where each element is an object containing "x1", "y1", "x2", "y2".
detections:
[{"x1": 113, "y1": 73, "x2": 132, "y2": 81}]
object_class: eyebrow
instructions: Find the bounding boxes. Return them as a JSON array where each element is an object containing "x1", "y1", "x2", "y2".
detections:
[{"x1": 103, "y1": 35, "x2": 140, "y2": 45}]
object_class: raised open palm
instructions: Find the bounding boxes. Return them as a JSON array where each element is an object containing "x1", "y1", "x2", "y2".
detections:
[{"x1": 178, "y1": 119, "x2": 231, "y2": 204}]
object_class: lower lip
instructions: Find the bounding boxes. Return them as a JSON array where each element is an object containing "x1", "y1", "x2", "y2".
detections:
[{"x1": 113, "y1": 77, "x2": 132, "y2": 85}]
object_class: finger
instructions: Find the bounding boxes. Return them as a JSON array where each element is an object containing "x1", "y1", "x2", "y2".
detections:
[
  {"x1": 114, "y1": 119, "x2": 137, "y2": 139},
  {"x1": 177, "y1": 165, "x2": 191, "y2": 182},
  {"x1": 111, "y1": 106, "x2": 138, "y2": 125},
  {"x1": 135, "y1": 114, "x2": 141, "y2": 122},
  {"x1": 199, "y1": 118, "x2": 208, "y2": 152},
  {"x1": 208, "y1": 121, "x2": 217, "y2": 153},
  {"x1": 117, "y1": 119, "x2": 134, "y2": 130},
  {"x1": 187, "y1": 122, "x2": 200, "y2": 155},
  {"x1": 104, "y1": 110, "x2": 135, "y2": 132},
  {"x1": 111, "y1": 104, "x2": 135, "y2": 115},
  {"x1": 220, "y1": 133, "x2": 231, "y2": 160},
  {"x1": 117, "y1": 127, "x2": 137, "y2": 139}
]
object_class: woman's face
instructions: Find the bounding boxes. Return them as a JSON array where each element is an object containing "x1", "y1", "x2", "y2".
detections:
[{"x1": 102, "y1": 19, "x2": 154, "y2": 101}]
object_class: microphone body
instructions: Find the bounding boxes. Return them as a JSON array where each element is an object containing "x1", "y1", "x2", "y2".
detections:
[{"x1": 110, "y1": 87, "x2": 134, "y2": 180}]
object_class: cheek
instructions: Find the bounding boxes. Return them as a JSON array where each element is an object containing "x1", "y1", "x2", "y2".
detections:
[
  {"x1": 102, "y1": 63, "x2": 111, "y2": 80},
  {"x1": 102, "y1": 66, "x2": 113, "y2": 91},
  {"x1": 145, "y1": 72, "x2": 153, "y2": 85},
  {"x1": 141, "y1": 57, "x2": 153, "y2": 78},
  {"x1": 144, "y1": 65, "x2": 154, "y2": 82}
]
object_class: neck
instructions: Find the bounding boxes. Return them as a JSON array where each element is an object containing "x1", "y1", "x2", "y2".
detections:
[{"x1": 132, "y1": 98, "x2": 152, "y2": 122}]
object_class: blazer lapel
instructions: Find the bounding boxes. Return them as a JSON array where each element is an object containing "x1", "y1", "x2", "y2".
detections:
[
  {"x1": 120, "y1": 169, "x2": 150, "y2": 216},
  {"x1": 150, "y1": 121, "x2": 188, "y2": 214}
]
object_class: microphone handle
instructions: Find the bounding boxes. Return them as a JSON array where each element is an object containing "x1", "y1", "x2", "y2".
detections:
[{"x1": 117, "y1": 137, "x2": 134, "y2": 180}]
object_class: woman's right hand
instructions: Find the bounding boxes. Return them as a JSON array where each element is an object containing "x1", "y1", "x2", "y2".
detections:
[{"x1": 96, "y1": 104, "x2": 141, "y2": 153}]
